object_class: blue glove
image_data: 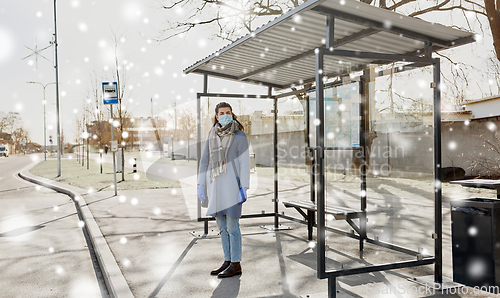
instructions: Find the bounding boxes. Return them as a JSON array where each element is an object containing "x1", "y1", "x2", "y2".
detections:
[
  {"x1": 238, "y1": 188, "x2": 247, "y2": 205},
  {"x1": 197, "y1": 185, "x2": 205, "y2": 203}
]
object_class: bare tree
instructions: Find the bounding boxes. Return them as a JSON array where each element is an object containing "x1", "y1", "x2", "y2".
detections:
[
  {"x1": 486, "y1": 55, "x2": 500, "y2": 95},
  {"x1": 150, "y1": 98, "x2": 169, "y2": 156},
  {"x1": 0, "y1": 111, "x2": 8, "y2": 133},
  {"x1": 470, "y1": 131, "x2": 500, "y2": 178},
  {"x1": 79, "y1": 98, "x2": 93, "y2": 167},
  {"x1": 87, "y1": 70, "x2": 109, "y2": 150},
  {"x1": 108, "y1": 31, "x2": 134, "y2": 181},
  {"x1": 0, "y1": 112, "x2": 21, "y2": 134},
  {"x1": 158, "y1": 0, "x2": 499, "y2": 68},
  {"x1": 177, "y1": 108, "x2": 196, "y2": 140},
  {"x1": 11, "y1": 125, "x2": 30, "y2": 152},
  {"x1": 158, "y1": 0, "x2": 295, "y2": 41},
  {"x1": 73, "y1": 112, "x2": 82, "y2": 162}
]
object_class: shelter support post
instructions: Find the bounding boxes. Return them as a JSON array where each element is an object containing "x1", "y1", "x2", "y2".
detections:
[
  {"x1": 197, "y1": 92, "x2": 201, "y2": 220},
  {"x1": 317, "y1": 15, "x2": 333, "y2": 279},
  {"x1": 273, "y1": 88, "x2": 279, "y2": 229},
  {"x1": 328, "y1": 276, "x2": 336, "y2": 298},
  {"x1": 315, "y1": 46, "x2": 326, "y2": 279},
  {"x1": 326, "y1": 15, "x2": 335, "y2": 49},
  {"x1": 196, "y1": 75, "x2": 207, "y2": 231},
  {"x1": 307, "y1": 95, "x2": 315, "y2": 241},
  {"x1": 359, "y1": 76, "x2": 367, "y2": 255},
  {"x1": 433, "y1": 58, "x2": 443, "y2": 284},
  {"x1": 308, "y1": 147, "x2": 315, "y2": 241}
]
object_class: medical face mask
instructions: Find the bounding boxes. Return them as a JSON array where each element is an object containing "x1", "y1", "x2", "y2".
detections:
[{"x1": 218, "y1": 114, "x2": 233, "y2": 126}]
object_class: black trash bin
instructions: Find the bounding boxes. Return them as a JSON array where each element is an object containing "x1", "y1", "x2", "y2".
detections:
[{"x1": 450, "y1": 198, "x2": 500, "y2": 290}]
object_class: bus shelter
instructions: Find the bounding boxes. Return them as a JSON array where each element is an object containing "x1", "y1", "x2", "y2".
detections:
[{"x1": 184, "y1": 0, "x2": 474, "y2": 296}]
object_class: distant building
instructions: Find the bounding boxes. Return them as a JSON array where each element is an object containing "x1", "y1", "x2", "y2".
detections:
[
  {"x1": 128, "y1": 117, "x2": 168, "y2": 151},
  {"x1": 441, "y1": 110, "x2": 473, "y2": 122},
  {"x1": 463, "y1": 95, "x2": 500, "y2": 121},
  {"x1": 249, "y1": 110, "x2": 305, "y2": 135},
  {"x1": 26, "y1": 142, "x2": 42, "y2": 152},
  {"x1": 0, "y1": 132, "x2": 15, "y2": 153}
]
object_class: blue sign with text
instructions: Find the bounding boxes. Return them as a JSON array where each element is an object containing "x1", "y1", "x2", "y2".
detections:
[{"x1": 102, "y1": 82, "x2": 118, "y2": 105}]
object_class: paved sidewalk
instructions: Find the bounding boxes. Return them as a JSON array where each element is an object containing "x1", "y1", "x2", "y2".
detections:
[
  {"x1": 53, "y1": 187, "x2": 497, "y2": 297},
  {"x1": 22, "y1": 157, "x2": 500, "y2": 297}
]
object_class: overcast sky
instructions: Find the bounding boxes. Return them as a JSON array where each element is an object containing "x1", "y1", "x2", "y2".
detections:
[
  {"x1": 0, "y1": 0, "x2": 270, "y2": 145},
  {"x1": 0, "y1": 0, "x2": 496, "y2": 145}
]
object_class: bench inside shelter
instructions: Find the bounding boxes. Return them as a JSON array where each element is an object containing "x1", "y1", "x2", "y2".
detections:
[{"x1": 282, "y1": 200, "x2": 366, "y2": 245}]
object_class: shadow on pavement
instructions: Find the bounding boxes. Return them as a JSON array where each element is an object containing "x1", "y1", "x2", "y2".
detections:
[
  {"x1": 0, "y1": 225, "x2": 44, "y2": 237},
  {"x1": 211, "y1": 276, "x2": 241, "y2": 298},
  {"x1": 148, "y1": 238, "x2": 198, "y2": 297},
  {"x1": 0, "y1": 212, "x2": 80, "y2": 237}
]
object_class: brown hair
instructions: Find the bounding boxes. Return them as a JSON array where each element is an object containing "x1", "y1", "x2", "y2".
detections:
[{"x1": 212, "y1": 102, "x2": 244, "y2": 131}]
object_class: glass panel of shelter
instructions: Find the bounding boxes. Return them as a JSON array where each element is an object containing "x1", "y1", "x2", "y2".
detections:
[
  {"x1": 305, "y1": 70, "x2": 435, "y2": 272},
  {"x1": 364, "y1": 71, "x2": 435, "y2": 262},
  {"x1": 276, "y1": 96, "x2": 310, "y2": 210},
  {"x1": 199, "y1": 97, "x2": 276, "y2": 217}
]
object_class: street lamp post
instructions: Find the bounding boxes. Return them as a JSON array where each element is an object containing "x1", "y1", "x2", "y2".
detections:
[
  {"x1": 27, "y1": 82, "x2": 55, "y2": 161},
  {"x1": 53, "y1": 0, "x2": 62, "y2": 177},
  {"x1": 87, "y1": 130, "x2": 90, "y2": 170},
  {"x1": 130, "y1": 118, "x2": 135, "y2": 151},
  {"x1": 83, "y1": 130, "x2": 89, "y2": 169},
  {"x1": 99, "y1": 149, "x2": 103, "y2": 174}
]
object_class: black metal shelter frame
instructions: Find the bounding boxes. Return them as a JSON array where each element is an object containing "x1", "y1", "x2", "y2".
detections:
[
  {"x1": 188, "y1": 4, "x2": 473, "y2": 296},
  {"x1": 312, "y1": 45, "x2": 442, "y2": 296},
  {"x1": 195, "y1": 52, "x2": 441, "y2": 298}
]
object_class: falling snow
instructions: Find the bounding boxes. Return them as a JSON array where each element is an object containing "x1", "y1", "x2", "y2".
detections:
[
  {"x1": 78, "y1": 22, "x2": 88, "y2": 32},
  {"x1": 122, "y1": 258, "x2": 132, "y2": 267},
  {"x1": 56, "y1": 266, "x2": 64, "y2": 275},
  {"x1": 487, "y1": 122, "x2": 497, "y2": 132},
  {"x1": 467, "y1": 258, "x2": 486, "y2": 279}
]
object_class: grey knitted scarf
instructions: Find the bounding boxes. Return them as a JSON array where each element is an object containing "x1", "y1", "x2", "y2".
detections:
[{"x1": 208, "y1": 120, "x2": 239, "y2": 182}]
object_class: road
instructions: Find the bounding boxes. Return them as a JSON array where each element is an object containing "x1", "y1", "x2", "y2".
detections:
[{"x1": 0, "y1": 154, "x2": 107, "y2": 297}]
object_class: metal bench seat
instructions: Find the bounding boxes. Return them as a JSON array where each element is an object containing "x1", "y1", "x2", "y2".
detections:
[{"x1": 282, "y1": 200, "x2": 361, "y2": 220}]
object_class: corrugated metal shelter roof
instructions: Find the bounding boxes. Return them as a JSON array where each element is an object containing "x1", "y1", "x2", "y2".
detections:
[{"x1": 184, "y1": 0, "x2": 475, "y2": 90}]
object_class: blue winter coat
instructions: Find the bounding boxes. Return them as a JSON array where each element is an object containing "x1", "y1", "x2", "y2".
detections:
[{"x1": 198, "y1": 129, "x2": 250, "y2": 218}]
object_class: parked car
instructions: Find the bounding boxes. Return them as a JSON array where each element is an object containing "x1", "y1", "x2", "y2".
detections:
[{"x1": 0, "y1": 145, "x2": 9, "y2": 157}]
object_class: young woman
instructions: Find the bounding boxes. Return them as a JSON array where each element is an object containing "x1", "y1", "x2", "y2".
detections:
[{"x1": 197, "y1": 102, "x2": 250, "y2": 278}]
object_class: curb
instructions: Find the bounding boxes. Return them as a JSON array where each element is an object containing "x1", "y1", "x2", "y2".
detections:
[{"x1": 18, "y1": 165, "x2": 134, "y2": 298}]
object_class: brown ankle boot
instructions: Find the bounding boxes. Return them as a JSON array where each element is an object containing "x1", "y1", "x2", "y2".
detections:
[
  {"x1": 210, "y1": 261, "x2": 230, "y2": 275},
  {"x1": 218, "y1": 262, "x2": 242, "y2": 278}
]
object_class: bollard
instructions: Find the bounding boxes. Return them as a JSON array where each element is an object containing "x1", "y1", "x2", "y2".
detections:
[{"x1": 133, "y1": 158, "x2": 137, "y2": 173}]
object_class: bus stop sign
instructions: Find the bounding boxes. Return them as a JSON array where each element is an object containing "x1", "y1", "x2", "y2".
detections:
[{"x1": 102, "y1": 82, "x2": 118, "y2": 105}]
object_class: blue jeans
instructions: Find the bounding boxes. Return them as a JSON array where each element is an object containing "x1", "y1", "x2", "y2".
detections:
[{"x1": 216, "y1": 215, "x2": 241, "y2": 262}]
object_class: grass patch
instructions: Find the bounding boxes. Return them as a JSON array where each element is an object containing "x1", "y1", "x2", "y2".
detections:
[
  {"x1": 30, "y1": 158, "x2": 180, "y2": 191},
  {"x1": 135, "y1": 154, "x2": 198, "y2": 168}
]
